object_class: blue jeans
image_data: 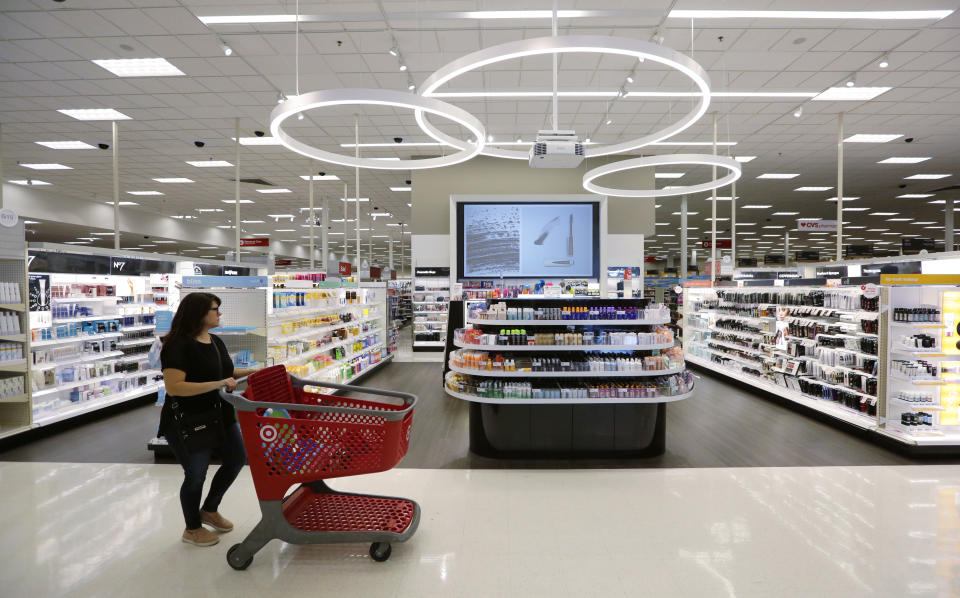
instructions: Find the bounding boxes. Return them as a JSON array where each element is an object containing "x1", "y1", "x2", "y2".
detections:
[{"x1": 166, "y1": 422, "x2": 247, "y2": 530}]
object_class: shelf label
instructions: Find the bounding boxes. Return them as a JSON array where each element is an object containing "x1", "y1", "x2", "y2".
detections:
[{"x1": 882, "y1": 274, "x2": 960, "y2": 285}]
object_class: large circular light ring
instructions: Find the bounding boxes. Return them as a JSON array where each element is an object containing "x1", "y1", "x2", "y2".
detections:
[
  {"x1": 269, "y1": 89, "x2": 486, "y2": 170},
  {"x1": 582, "y1": 154, "x2": 742, "y2": 198},
  {"x1": 415, "y1": 36, "x2": 711, "y2": 160}
]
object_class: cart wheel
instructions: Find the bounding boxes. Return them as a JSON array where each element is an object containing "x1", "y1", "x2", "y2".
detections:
[
  {"x1": 369, "y1": 542, "x2": 392, "y2": 562},
  {"x1": 227, "y1": 544, "x2": 253, "y2": 570}
]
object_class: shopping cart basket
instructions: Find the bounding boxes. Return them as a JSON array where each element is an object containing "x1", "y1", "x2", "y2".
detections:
[{"x1": 219, "y1": 365, "x2": 420, "y2": 570}]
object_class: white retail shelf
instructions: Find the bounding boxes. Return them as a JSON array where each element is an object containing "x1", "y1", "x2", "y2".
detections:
[
  {"x1": 305, "y1": 352, "x2": 394, "y2": 389},
  {"x1": 300, "y1": 342, "x2": 387, "y2": 381},
  {"x1": 873, "y1": 427, "x2": 960, "y2": 447},
  {"x1": 33, "y1": 351, "x2": 124, "y2": 369},
  {"x1": 268, "y1": 304, "x2": 349, "y2": 324},
  {"x1": 275, "y1": 328, "x2": 384, "y2": 367},
  {"x1": 706, "y1": 338, "x2": 766, "y2": 357},
  {"x1": 0, "y1": 393, "x2": 28, "y2": 403},
  {"x1": 453, "y1": 340, "x2": 675, "y2": 352},
  {"x1": 889, "y1": 397, "x2": 941, "y2": 410},
  {"x1": 0, "y1": 425, "x2": 32, "y2": 440},
  {"x1": 53, "y1": 315, "x2": 121, "y2": 324},
  {"x1": 414, "y1": 341, "x2": 446, "y2": 346},
  {"x1": 52, "y1": 296, "x2": 118, "y2": 302},
  {"x1": 448, "y1": 364, "x2": 685, "y2": 378},
  {"x1": 33, "y1": 383, "x2": 163, "y2": 427},
  {"x1": 0, "y1": 303, "x2": 26, "y2": 312},
  {"x1": 699, "y1": 310, "x2": 775, "y2": 322},
  {"x1": 272, "y1": 314, "x2": 382, "y2": 343},
  {"x1": 688, "y1": 347, "x2": 764, "y2": 371},
  {"x1": 889, "y1": 375, "x2": 945, "y2": 386},
  {"x1": 686, "y1": 354, "x2": 876, "y2": 430},
  {"x1": 890, "y1": 322, "x2": 946, "y2": 329},
  {"x1": 0, "y1": 334, "x2": 26, "y2": 342},
  {"x1": 32, "y1": 372, "x2": 128, "y2": 397},
  {"x1": 30, "y1": 332, "x2": 123, "y2": 348},
  {"x1": 116, "y1": 338, "x2": 155, "y2": 348},
  {"x1": 466, "y1": 317, "x2": 670, "y2": 326},
  {"x1": 119, "y1": 352, "x2": 149, "y2": 363},
  {"x1": 0, "y1": 359, "x2": 27, "y2": 372},
  {"x1": 712, "y1": 329, "x2": 770, "y2": 341},
  {"x1": 121, "y1": 325, "x2": 155, "y2": 333},
  {"x1": 443, "y1": 387, "x2": 695, "y2": 405},
  {"x1": 798, "y1": 376, "x2": 877, "y2": 401},
  {"x1": 413, "y1": 301, "x2": 448, "y2": 305}
]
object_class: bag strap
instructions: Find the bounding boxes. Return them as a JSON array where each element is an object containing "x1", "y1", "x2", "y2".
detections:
[{"x1": 211, "y1": 334, "x2": 225, "y2": 381}]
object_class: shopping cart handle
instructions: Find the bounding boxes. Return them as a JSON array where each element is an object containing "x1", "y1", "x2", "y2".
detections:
[
  {"x1": 218, "y1": 381, "x2": 416, "y2": 421},
  {"x1": 288, "y1": 374, "x2": 417, "y2": 407}
]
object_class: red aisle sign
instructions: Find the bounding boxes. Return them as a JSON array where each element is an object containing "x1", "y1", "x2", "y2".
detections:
[
  {"x1": 701, "y1": 239, "x2": 732, "y2": 249},
  {"x1": 369, "y1": 266, "x2": 382, "y2": 279},
  {"x1": 391, "y1": 270, "x2": 397, "y2": 280},
  {"x1": 644, "y1": 256, "x2": 657, "y2": 263},
  {"x1": 240, "y1": 238, "x2": 269, "y2": 247},
  {"x1": 274, "y1": 259, "x2": 292, "y2": 266},
  {"x1": 338, "y1": 262, "x2": 352, "y2": 276}
]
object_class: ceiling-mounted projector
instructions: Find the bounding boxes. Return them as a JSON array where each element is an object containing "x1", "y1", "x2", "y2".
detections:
[{"x1": 529, "y1": 130, "x2": 584, "y2": 168}]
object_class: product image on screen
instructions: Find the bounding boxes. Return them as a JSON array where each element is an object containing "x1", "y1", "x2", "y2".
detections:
[{"x1": 459, "y1": 202, "x2": 598, "y2": 278}]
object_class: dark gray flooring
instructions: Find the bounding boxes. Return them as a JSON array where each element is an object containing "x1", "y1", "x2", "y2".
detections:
[{"x1": 1, "y1": 362, "x2": 956, "y2": 468}]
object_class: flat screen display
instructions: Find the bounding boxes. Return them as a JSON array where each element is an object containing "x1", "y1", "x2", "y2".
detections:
[{"x1": 457, "y1": 201, "x2": 600, "y2": 279}]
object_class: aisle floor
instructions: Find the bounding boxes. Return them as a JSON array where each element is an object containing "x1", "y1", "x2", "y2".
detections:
[
  {"x1": 1, "y1": 460, "x2": 956, "y2": 598},
  {"x1": 2, "y1": 362, "x2": 955, "y2": 467}
]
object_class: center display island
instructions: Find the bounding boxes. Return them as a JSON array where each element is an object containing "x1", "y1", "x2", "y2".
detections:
[{"x1": 442, "y1": 298, "x2": 695, "y2": 457}]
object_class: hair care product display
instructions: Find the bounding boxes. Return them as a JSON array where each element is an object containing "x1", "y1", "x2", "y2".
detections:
[{"x1": 445, "y1": 370, "x2": 695, "y2": 400}]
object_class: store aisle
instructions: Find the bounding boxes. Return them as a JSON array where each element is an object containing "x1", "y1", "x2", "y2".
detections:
[
  {"x1": 2, "y1": 363, "x2": 952, "y2": 468},
  {"x1": 0, "y1": 460, "x2": 953, "y2": 598}
]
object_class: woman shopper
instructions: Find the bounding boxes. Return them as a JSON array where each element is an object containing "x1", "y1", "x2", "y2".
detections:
[{"x1": 159, "y1": 292, "x2": 259, "y2": 547}]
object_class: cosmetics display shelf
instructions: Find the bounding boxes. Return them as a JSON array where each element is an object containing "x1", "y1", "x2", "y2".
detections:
[
  {"x1": 31, "y1": 372, "x2": 129, "y2": 398},
  {"x1": 300, "y1": 342, "x2": 387, "y2": 383},
  {"x1": 453, "y1": 341, "x2": 675, "y2": 352},
  {"x1": 465, "y1": 317, "x2": 672, "y2": 327},
  {"x1": 32, "y1": 352, "x2": 124, "y2": 370},
  {"x1": 444, "y1": 387, "x2": 695, "y2": 406},
  {"x1": 413, "y1": 273, "x2": 450, "y2": 352},
  {"x1": 448, "y1": 362, "x2": 685, "y2": 378},
  {"x1": 120, "y1": 325, "x2": 155, "y2": 333},
  {"x1": 33, "y1": 382, "x2": 164, "y2": 427},
  {"x1": 0, "y1": 360, "x2": 28, "y2": 373},
  {"x1": 0, "y1": 425, "x2": 32, "y2": 440},
  {"x1": 274, "y1": 330, "x2": 383, "y2": 368},
  {"x1": 271, "y1": 313, "x2": 382, "y2": 344},
  {"x1": 415, "y1": 341, "x2": 446, "y2": 347}
]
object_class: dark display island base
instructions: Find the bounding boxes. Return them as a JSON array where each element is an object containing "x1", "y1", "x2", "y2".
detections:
[{"x1": 468, "y1": 401, "x2": 666, "y2": 458}]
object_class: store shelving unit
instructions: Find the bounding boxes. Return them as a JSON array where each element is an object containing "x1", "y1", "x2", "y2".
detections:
[
  {"x1": 413, "y1": 270, "x2": 449, "y2": 351},
  {"x1": 444, "y1": 298, "x2": 695, "y2": 457},
  {"x1": 0, "y1": 224, "x2": 30, "y2": 440},
  {"x1": 684, "y1": 286, "x2": 881, "y2": 432}
]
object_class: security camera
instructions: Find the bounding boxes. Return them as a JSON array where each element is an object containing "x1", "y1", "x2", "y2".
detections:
[
  {"x1": 254, "y1": 130, "x2": 265, "y2": 137},
  {"x1": 318, "y1": 172, "x2": 326, "y2": 176},
  {"x1": 98, "y1": 143, "x2": 109, "y2": 150},
  {"x1": 394, "y1": 137, "x2": 403, "y2": 143},
  {"x1": 194, "y1": 141, "x2": 205, "y2": 148},
  {"x1": 405, "y1": 180, "x2": 411, "y2": 185},
  {"x1": 898, "y1": 184, "x2": 907, "y2": 189},
  {"x1": 905, "y1": 137, "x2": 914, "y2": 143},
  {"x1": 143, "y1": 235, "x2": 150, "y2": 239}
]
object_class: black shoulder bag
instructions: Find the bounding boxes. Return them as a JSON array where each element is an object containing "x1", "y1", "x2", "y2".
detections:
[{"x1": 170, "y1": 338, "x2": 227, "y2": 453}]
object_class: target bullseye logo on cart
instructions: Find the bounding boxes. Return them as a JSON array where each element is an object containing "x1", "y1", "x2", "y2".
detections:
[{"x1": 260, "y1": 424, "x2": 279, "y2": 443}]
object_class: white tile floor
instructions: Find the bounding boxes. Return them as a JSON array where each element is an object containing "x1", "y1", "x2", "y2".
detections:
[{"x1": 1, "y1": 462, "x2": 958, "y2": 597}]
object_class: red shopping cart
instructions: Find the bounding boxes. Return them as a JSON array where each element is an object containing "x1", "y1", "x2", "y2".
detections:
[{"x1": 219, "y1": 365, "x2": 420, "y2": 570}]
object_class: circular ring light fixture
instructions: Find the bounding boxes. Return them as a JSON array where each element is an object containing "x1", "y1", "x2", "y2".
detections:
[
  {"x1": 270, "y1": 89, "x2": 486, "y2": 170},
  {"x1": 415, "y1": 36, "x2": 711, "y2": 160},
  {"x1": 582, "y1": 154, "x2": 742, "y2": 198}
]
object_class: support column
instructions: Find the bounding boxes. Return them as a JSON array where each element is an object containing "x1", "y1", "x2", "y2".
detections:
[
  {"x1": 837, "y1": 112, "x2": 844, "y2": 261},
  {"x1": 710, "y1": 112, "x2": 718, "y2": 286},
  {"x1": 112, "y1": 121, "x2": 120, "y2": 250},
  {"x1": 0, "y1": 123, "x2": 5, "y2": 209},
  {"x1": 234, "y1": 118, "x2": 241, "y2": 263},
  {"x1": 308, "y1": 162, "x2": 315, "y2": 270},
  {"x1": 680, "y1": 195, "x2": 688, "y2": 279},
  {"x1": 389, "y1": 238, "x2": 394, "y2": 270},
  {"x1": 730, "y1": 181, "x2": 736, "y2": 266},
  {"x1": 321, "y1": 196, "x2": 329, "y2": 272},
  {"x1": 784, "y1": 230, "x2": 790, "y2": 265},
  {"x1": 354, "y1": 117, "x2": 360, "y2": 270},
  {"x1": 947, "y1": 198, "x2": 955, "y2": 253}
]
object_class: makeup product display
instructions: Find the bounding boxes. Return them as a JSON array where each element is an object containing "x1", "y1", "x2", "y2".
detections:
[
  {"x1": 446, "y1": 297, "x2": 694, "y2": 458},
  {"x1": 412, "y1": 270, "x2": 450, "y2": 351}
]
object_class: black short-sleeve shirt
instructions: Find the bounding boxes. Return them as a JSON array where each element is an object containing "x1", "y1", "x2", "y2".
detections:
[{"x1": 158, "y1": 334, "x2": 236, "y2": 436}]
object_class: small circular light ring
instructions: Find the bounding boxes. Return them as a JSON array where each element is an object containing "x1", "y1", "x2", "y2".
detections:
[
  {"x1": 582, "y1": 154, "x2": 742, "y2": 198},
  {"x1": 269, "y1": 89, "x2": 486, "y2": 170},
  {"x1": 416, "y1": 36, "x2": 711, "y2": 160}
]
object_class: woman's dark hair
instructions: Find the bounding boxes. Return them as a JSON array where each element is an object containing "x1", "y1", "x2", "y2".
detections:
[{"x1": 162, "y1": 292, "x2": 221, "y2": 343}]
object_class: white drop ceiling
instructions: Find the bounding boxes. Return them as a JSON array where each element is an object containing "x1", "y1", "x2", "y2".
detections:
[{"x1": 1, "y1": 0, "x2": 959, "y2": 261}]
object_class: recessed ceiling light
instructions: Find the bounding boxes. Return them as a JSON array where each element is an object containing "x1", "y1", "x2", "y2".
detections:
[
  {"x1": 256, "y1": 188, "x2": 291, "y2": 194},
  {"x1": 222, "y1": 199, "x2": 254, "y2": 204},
  {"x1": 21, "y1": 163, "x2": 71, "y2": 170},
  {"x1": 671, "y1": 211, "x2": 698, "y2": 216},
  {"x1": 905, "y1": 174, "x2": 950, "y2": 180},
  {"x1": 912, "y1": 221, "x2": 936, "y2": 225},
  {"x1": 89, "y1": 232, "x2": 115, "y2": 236},
  {"x1": 742, "y1": 205, "x2": 773, "y2": 209},
  {"x1": 241, "y1": 220, "x2": 265, "y2": 223},
  {"x1": 153, "y1": 240, "x2": 177, "y2": 244},
  {"x1": 58, "y1": 108, "x2": 131, "y2": 121},
  {"x1": 251, "y1": 233, "x2": 271, "y2": 237},
  {"x1": 734, "y1": 156, "x2": 756, "y2": 163},
  {"x1": 275, "y1": 229, "x2": 296, "y2": 232},
  {"x1": 825, "y1": 196, "x2": 860, "y2": 202},
  {"x1": 267, "y1": 214, "x2": 294, "y2": 219},
  {"x1": 881, "y1": 232, "x2": 902, "y2": 236},
  {"x1": 871, "y1": 212, "x2": 899, "y2": 216},
  {"x1": 127, "y1": 191, "x2": 163, "y2": 196},
  {"x1": 233, "y1": 136, "x2": 282, "y2": 146},
  {"x1": 798, "y1": 218, "x2": 823, "y2": 222},
  {"x1": 8, "y1": 179, "x2": 51, "y2": 186},
  {"x1": 844, "y1": 134, "x2": 902, "y2": 143},
  {"x1": 92, "y1": 58, "x2": 185, "y2": 77},
  {"x1": 655, "y1": 173, "x2": 685, "y2": 179},
  {"x1": 843, "y1": 207, "x2": 870, "y2": 211},
  {"x1": 104, "y1": 201, "x2": 139, "y2": 206},
  {"x1": 35, "y1": 141, "x2": 95, "y2": 150},
  {"x1": 812, "y1": 87, "x2": 892, "y2": 101},
  {"x1": 886, "y1": 218, "x2": 913, "y2": 221},
  {"x1": 197, "y1": 246, "x2": 219, "y2": 249},
  {"x1": 705, "y1": 218, "x2": 730, "y2": 221},
  {"x1": 63, "y1": 241, "x2": 91, "y2": 245},
  {"x1": 299, "y1": 174, "x2": 340, "y2": 180},
  {"x1": 757, "y1": 173, "x2": 799, "y2": 179},
  {"x1": 216, "y1": 225, "x2": 235, "y2": 229},
  {"x1": 735, "y1": 223, "x2": 757, "y2": 226},
  {"x1": 879, "y1": 157, "x2": 932, "y2": 164},
  {"x1": 762, "y1": 226, "x2": 786, "y2": 229},
  {"x1": 340, "y1": 197, "x2": 370, "y2": 202},
  {"x1": 186, "y1": 160, "x2": 233, "y2": 167},
  {"x1": 153, "y1": 177, "x2": 193, "y2": 183},
  {"x1": 772, "y1": 212, "x2": 799, "y2": 216},
  {"x1": 795, "y1": 186, "x2": 833, "y2": 192}
]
